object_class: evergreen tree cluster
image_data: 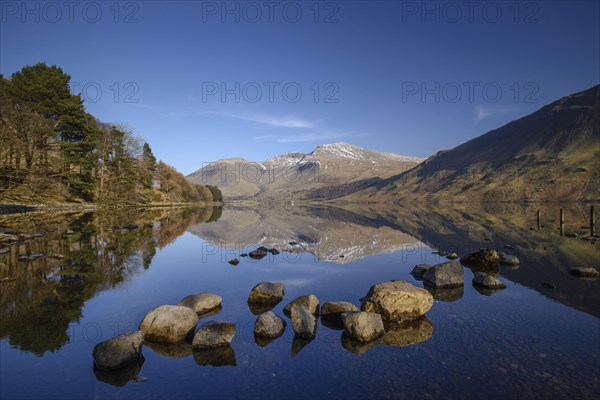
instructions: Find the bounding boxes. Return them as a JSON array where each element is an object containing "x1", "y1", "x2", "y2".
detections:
[{"x1": 0, "y1": 63, "x2": 220, "y2": 204}]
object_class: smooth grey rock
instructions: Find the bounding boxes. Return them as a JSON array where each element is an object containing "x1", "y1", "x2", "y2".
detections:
[
  {"x1": 500, "y1": 255, "x2": 520, "y2": 266},
  {"x1": 248, "y1": 282, "x2": 284, "y2": 303},
  {"x1": 283, "y1": 294, "x2": 320, "y2": 317},
  {"x1": 472, "y1": 272, "x2": 507, "y2": 289},
  {"x1": 254, "y1": 311, "x2": 286, "y2": 338},
  {"x1": 92, "y1": 331, "x2": 144, "y2": 371},
  {"x1": 423, "y1": 261, "x2": 464, "y2": 288},
  {"x1": 361, "y1": 280, "x2": 433, "y2": 321},
  {"x1": 410, "y1": 264, "x2": 432, "y2": 280},
  {"x1": 139, "y1": 305, "x2": 199, "y2": 343},
  {"x1": 178, "y1": 292, "x2": 222, "y2": 314},
  {"x1": 290, "y1": 304, "x2": 317, "y2": 339},
  {"x1": 321, "y1": 301, "x2": 360, "y2": 316},
  {"x1": 192, "y1": 321, "x2": 236, "y2": 349},
  {"x1": 341, "y1": 312, "x2": 385, "y2": 342}
]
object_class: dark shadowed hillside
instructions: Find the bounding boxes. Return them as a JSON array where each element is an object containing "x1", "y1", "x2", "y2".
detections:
[{"x1": 340, "y1": 85, "x2": 600, "y2": 203}]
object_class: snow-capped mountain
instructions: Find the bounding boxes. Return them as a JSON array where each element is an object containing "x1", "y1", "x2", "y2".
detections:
[{"x1": 187, "y1": 142, "x2": 425, "y2": 200}]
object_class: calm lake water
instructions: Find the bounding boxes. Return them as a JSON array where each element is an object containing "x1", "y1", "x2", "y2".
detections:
[{"x1": 1, "y1": 204, "x2": 599, "y2": 399}]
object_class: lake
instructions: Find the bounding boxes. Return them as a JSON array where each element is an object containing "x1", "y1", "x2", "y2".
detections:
[{"x1": 1, "y1": 204, "x2": 599, "y2": 399}]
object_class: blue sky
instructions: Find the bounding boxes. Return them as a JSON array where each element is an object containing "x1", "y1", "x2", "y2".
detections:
[{"x1": 1, "y1": 0, "x2": 599, "y2": 174}]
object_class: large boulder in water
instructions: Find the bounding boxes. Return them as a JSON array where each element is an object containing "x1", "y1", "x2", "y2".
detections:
[
  {"x1": 341, "y1": 312, "x2": 385, "y2": 342},
  {"x1": 422, "y1": 261, "x2": 464, "y2": 288},
  {"x1": 92, "y1": 331, "x2": 144, "y2": 371},
  {"x1": 139, "y1": 305, "x2": 199, "y2": 343},
  {"x1": 178, "y1": 292, "x2": 222, "y2": 314},
  {"x1": 360, "y1": 280, "x2": 433, "y2": 321}
]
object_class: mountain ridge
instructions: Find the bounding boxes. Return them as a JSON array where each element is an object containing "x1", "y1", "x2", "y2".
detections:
[{"x1": 187, "y1": 142, "x2": 425, "y2": 200}]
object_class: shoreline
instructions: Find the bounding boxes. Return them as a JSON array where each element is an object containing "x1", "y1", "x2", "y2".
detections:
[{"x1": 0, "y1": 202, "x2": 223, "y2": 215}]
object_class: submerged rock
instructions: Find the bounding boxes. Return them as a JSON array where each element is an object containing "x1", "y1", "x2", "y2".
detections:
[
  {"x1": 254, "y1": 311, "x2": 286, "y2": 339},
  {"x1": 569, "y1": 267, "x2": 600, "y2": 278},
  {"x1": 228, "y1": 259, "x2": 239, "y2": 266},
  {"x1": 192, "y1": 321, "x2": 236, "y2": 349},
  {"x1": 422, "y1": 261, "x2": 464, "y2": 288},
  {"x1": 341, "y1": 312, "x2": 385, "y2": 342},
  {"x1": 472, "y1": 272, "x2": 507, "y2": 289},
  {"x1": 248, "y1": 282, "x2": 285, "y2": 304},
  {"x1": 178, "y1": 292, "x2": 222, "y2": 314},
  {"x1": 283, "y1": 294, "x2": 320, "y2": 317},
  {"x1": 361, "y1": 280, "x2": 433, "y2": 321},
  {"x1": 410, "y1": 264, "x2": 432, "y2": 280},
  {"x1": 92, "y1": 331, "x2": 144, "y2": 371},
  {"x1": 268, "y1": 248, "x2": 280, "y2": 255},
  {"x1": 460, "y1": 248, "x2": 500, "y2": 267},
  {"x1": 290, "y1": 304, "x2": 317, "y2": 339},
  {"x1": 500, "y1": 255, "x2": 520, "y2": 266},
  {"x1": 139, "y1": 305, "x2": 199, "y2": 343}
]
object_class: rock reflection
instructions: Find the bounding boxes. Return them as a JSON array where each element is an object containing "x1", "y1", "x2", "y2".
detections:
[
  {"x1": 193, "y1": 346, "x2": 236, "y2": 367},
  {"x1": 473, "y1": 286, "x2": 506, "y2": 296},
  {"x1": 340, "y1": 317, "x2": 433, "y2": 354},
  {"x1": 291, "y1": 337, "x2": 313, "y2": 357},
  {"x1": 145, "y1": 340, "x2": 193, "y2": 359},
  {"x1": 198, "y1": 305, "x2": 223, "y2": 320},
  {"x1": 93, "y1": 357, "x2": 145, "y2": 387},
  {"x1": 379, "y1": 317, "x2": 433, "y2": 347},
  {"x1": 425, "y1": 285, "x2": 464, "y2": 302},
  {"x1": 340, "y1": 332, "x2": 378, "y2": 355},
  {"x1": 320, "y1": 316, "x2": 345, "y2": 331},
  {"x1": 0, "y1": 207, "x2": 217, "y2": 356}
]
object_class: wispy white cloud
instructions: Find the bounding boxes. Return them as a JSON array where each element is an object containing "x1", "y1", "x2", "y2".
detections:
[
  {"x1": 253, "y1": 131, "x2": 371, "y2": 144},
  {"x1": 475, "y1": 105, "x2": 518, "y2": 122},
  {"x1": 203, "y1": 111, "x2": 314, "y2": 129}
]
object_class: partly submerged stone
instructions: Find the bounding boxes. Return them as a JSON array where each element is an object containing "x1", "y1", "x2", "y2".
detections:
[
  {"x1": 283, "y1": 294, "x2": 320, "y2": 317},
  {"x1": 341, "y1": 312, "x2": 385, "y2": 342},
  {"x1": 423, "y1": 261, "x2": 464, "y2": 288},
  {"x1": 192, "y1": 321, "x2": 236, "y2": 349},
  {"x1": 360, "y1": 280, "x2": 433, "y2": 321},
  {"x1": 472, "y1": 272, "x2": 507, "y2": 289},
  {"x1": 248, "y1": 282, "x2": 285, "y2": 304},
  {"x1": 92, "y1": 331, "x2": 144, "y2": 371},
  {"x1": 178, "y1": 292, "x2": 222, "y2": 314},
  {"x1": 290, "y1": 304, "x2": 317, "y2": 339},
  {"x1": 254, "y1": 311, "x2": 286, "y2": 339},
  {"x1": 139, "y1": 305, "x2": 199, "y2": 343}
]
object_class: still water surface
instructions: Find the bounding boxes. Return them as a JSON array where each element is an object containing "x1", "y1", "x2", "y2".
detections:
[{"x1": 0, "y1": 205, "x2": 598, "y2": 399}]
